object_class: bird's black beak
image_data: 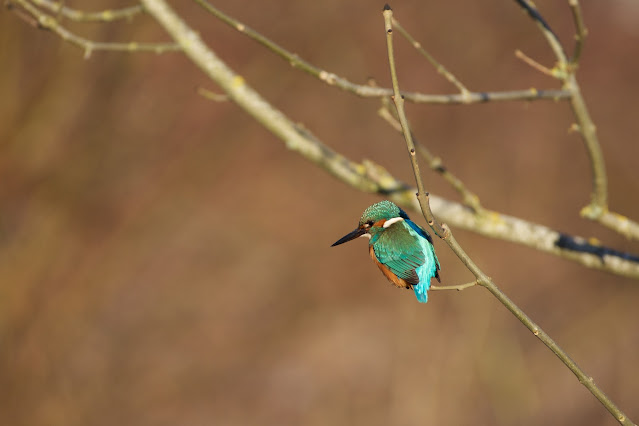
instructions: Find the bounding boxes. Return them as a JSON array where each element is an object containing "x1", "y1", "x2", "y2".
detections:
[{"x1": 331, "y1": 227, "x2": 367, "y2": 247}]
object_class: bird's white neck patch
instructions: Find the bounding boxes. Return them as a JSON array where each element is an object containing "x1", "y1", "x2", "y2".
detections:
[
  {"x1": 360, "y1": 233, "x2": 372, "y2": 239},
  {"x1": 383, "y1": 217, "x2": 404, "y2": 228}
]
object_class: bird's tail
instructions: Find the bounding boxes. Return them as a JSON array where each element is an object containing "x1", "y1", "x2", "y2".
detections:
[{"x1": 412, "y1": 281, "x2": 430, "y2": 303}]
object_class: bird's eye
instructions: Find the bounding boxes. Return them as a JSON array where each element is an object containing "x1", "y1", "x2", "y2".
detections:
[{"x1": 366, "y1": 220, "x2": 374, "y2": 227}]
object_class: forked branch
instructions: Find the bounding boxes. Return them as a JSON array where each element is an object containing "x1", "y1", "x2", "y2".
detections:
[
  {"x1": 383, "y1": 5, "x2": 634, "y2": 425},
  {"x1": 8, "y1": 0, "x2": 180, "y2": 57},
  {"x1": 515, "y1": 0, "x2": 639, "y2": 240},
  {"x1": 193, "y1": 0, "x2": 570, "y2": 105},
  {"x1": 125, "y1": 0, "x2": 639, "y2": 281}
]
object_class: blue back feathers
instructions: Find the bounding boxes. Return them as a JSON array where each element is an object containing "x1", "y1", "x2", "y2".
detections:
[{"x1": 371, "y1": 217, "x2": 440, "y2": 303}]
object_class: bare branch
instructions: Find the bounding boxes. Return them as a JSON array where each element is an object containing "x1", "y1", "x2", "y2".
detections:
[
  {"x1": 515, "y1": 49, "x2": 557, "y2": 78},
  {"x1": 197, "y1": 87, "x2": 229, "y2": 102},
  {"x1": 135, "y1": 0, "x2": 639, "y2": 280},
  {"x1": 391, "y1": 17, "x2": 470, "y2": 96},
  {"x1": 431, "y1": 281, "x2": 477, "y2": 292},
  {"x1": 514, "y1": 0, "x2": 639, "y2": 240},
  {"x1": 30, "y1": 0, "x2": 144, "y2": 22},
  {"x1": 597, "y1": 211, "x2": 639, "y2": 241},
  {"x1": 384, "y1": 6, "x2": 635, "y2": 425},
  {"x1": 377, "y1": 102, "x2": 483, "y2": 214},
  {"x1": 383, "y1": 6, "x2": 447, "y2": 238},
  {"x1": 514, "y1": 0, "x2": 568, "y2": 66},
  {"x1": 10, "y1": 0, "x2": 180, "y2": 58},
  {"x1": 192, "y1": 0, "x2": 570, "y2": 105},
  {"x1": 6, "y1": 2, "x2": 639, "y2": 423},
  {"x1": 568, "y1": 0, "x2": 587, "y2": 66}
]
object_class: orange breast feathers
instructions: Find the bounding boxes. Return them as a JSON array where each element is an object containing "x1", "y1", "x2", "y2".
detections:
[{"x1": 369, "y1": 245, "x2": 412, "y2": 290}]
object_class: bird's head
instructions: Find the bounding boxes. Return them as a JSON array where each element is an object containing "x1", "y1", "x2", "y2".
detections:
[{"x1": 331, "y1": 200, "x2": 407, "y2": 246}]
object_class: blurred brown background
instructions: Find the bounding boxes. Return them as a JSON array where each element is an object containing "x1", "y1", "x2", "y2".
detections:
[{"x1": 1, "y1": 1, "x2": 638, "y2": 425}]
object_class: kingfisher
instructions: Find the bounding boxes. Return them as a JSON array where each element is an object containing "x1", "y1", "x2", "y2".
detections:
[{"x1": 331, "y1": 200, "x2": 440, "y2": 303}]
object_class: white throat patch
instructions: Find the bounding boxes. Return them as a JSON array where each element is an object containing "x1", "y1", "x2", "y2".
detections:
[
  {"x1": 383, "y1": 217, "x2": 404, "y2": 228},
  {"x1": 359, "y1": 233, "x2": 372, "y2": 239}
]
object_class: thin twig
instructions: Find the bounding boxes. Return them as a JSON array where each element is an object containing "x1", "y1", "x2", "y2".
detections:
[
  {"x1": 30, "y1": 0, "x2": 144, "y2": 22},
  {"x1": 192, "y1": 0, "x2": 570, "y2": 105},
  {"x1": 515, "y1": 49, "x2": 557, "y2": 78},
  {"x1": 197, "y1": 87, "x2": 228, "y2": 102},
  {"x1": 11, "y1": 0, "x2": 180, "y2": 58},
  {"x1": 515, "y1": 0, "x2": 568, "y2": 66},
  {"x1": 568, "y1": 0, "x2": 587, "y2": 66},
  {"x1": 5, "y1": 1, "x2": 39, "y2": 26},
  {"x1": 516, "y1": 0, "x2": 605, "y2": 210},
  {"x1": 384, "y1": 5, "x2": 634, "y2": 426},
  {"x1": 391, "y1": 17, "x2": 470, "y2": 97},
  {"x1": 431, "y1": 281, "x2": 477, "y2": 291},
  {"x1": 443, "y1": 226, "x2": 635, "y2": 426},
  {"x1": 383, "y1": 4, "x2": 447, "y2": 239},
  {"x1": 566, "y1": 75, "x2": 608, "y2": 210},
  {"x1": 377, "y1": 102, "x2": 483, "y2": 213}
]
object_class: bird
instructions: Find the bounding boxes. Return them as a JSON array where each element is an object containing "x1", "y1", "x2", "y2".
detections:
[{"x1": 331, "y1": 200, "x2": 440, "y2": 303}]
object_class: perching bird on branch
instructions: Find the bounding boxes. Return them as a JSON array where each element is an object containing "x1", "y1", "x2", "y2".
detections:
[{"x1": 332, "y1": 200, "x2": 440, "y2": 303}]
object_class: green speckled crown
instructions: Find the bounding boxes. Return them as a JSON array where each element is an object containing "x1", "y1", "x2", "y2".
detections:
[{"x1": 359, "y1": 201, "x2": 404, "y2": 225}]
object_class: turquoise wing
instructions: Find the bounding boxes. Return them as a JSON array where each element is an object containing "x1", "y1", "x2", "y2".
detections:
[{"x1": 373, "y1": 220, "x2": 439, "y2": 303}]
